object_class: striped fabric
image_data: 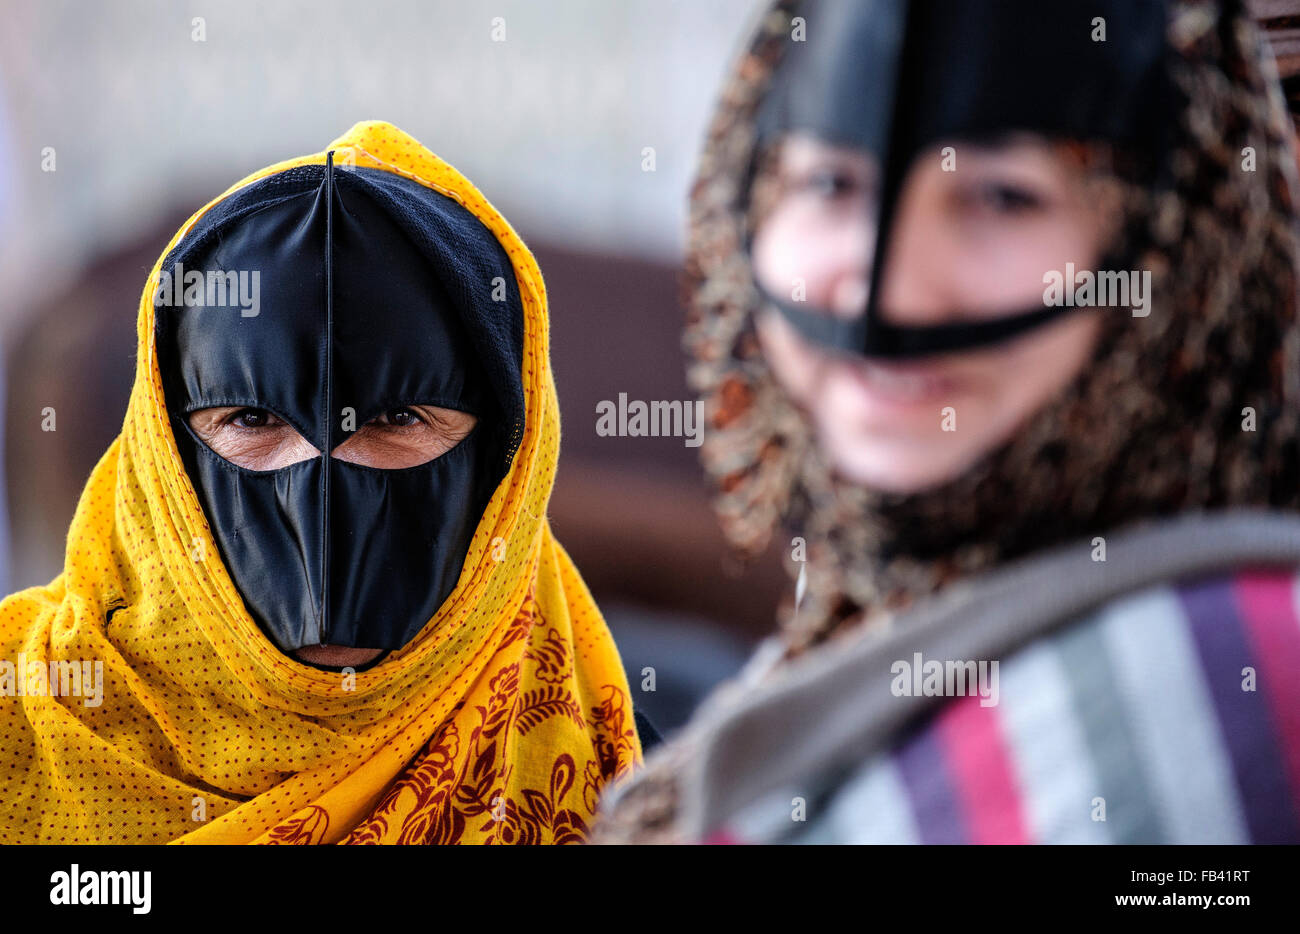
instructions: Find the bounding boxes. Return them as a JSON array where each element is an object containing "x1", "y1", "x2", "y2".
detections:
[{"x1": 722, "y1": 568, "x2": 1300, "y2": 844}]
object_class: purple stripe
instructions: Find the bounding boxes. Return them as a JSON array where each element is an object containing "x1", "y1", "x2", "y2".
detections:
[
  {"x1": 1179, "y1": 576, "x2": 1300, "y2": 844},
  {"x1": 892, "y1": 720, "x2": 970, "y2": 845}
]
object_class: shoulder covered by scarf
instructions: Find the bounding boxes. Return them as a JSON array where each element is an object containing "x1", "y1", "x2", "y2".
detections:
[{"x1": 0, "y1": 121, "x2": 641, "y2": 844}]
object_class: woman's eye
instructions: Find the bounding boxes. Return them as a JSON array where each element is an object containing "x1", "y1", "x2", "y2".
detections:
[
  {"x1": 378, "y1": 407, "x2": 421, "y2": 428},
  {"x1": 230, "y1": 408, "x2": 274, "y2": 429}
]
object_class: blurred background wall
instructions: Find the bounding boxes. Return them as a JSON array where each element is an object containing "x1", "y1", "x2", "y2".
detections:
[{"x1": 0, "y1": 0, "x2": 788, "y2": 733}]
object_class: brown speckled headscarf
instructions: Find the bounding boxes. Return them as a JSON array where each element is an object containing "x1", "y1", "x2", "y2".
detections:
[{"x1": 593, "y1": 0, "x2": 1300, "y2": 843}]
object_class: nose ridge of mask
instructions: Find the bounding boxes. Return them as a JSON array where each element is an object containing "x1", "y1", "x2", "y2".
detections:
[{"x1": 157, "y1": 160, "x2": 508, "y2": 656}]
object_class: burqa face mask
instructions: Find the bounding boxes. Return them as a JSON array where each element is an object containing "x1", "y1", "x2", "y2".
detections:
[
  {"x1": 155, "y1": 158, "x2": 517, "y2": 655},
  {"x1": 750, "y1": 0, "x2": 1177, "y2": 359}
]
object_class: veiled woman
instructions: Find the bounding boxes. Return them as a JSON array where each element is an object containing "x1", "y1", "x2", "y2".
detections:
[{"x1": 0, "y1": 121, "x2": 642, "y2": 844}]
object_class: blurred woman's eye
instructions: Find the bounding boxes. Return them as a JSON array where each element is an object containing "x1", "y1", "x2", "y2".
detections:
[
  {"x1": 967, "y1": 180, "x2": 1048, "y2": 215},
  {"x1": 790, "y1": 169, "x2": 864, "y2": 201}
]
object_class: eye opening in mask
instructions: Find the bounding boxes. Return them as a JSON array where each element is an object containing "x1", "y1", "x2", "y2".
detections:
[
  {"x1": 330, "y1": 419, "x2": 484, "y2": 477},
  {"x1": 331, "y1": 401, "x2": 481, "y2": 470},
  {"x1": 184, "y1": 400, "x2": 480, "y2": 473}
]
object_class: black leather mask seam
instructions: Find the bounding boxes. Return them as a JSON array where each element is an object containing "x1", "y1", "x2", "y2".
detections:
[{"x1": 320, "y1": 151, "x2": 338, "y2": 643}]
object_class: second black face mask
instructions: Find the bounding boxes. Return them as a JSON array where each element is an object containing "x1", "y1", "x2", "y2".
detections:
[
  {"x1": 155, "y1": 157, "x2": 514, "y2": 655},
  {"x1": 752, "y1": 0, "x2": 1176, "y2": 359}
]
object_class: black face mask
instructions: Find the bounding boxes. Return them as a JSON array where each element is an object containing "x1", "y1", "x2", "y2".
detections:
[
  {"x1": 752, "y1": 0, "x2": 1177, "y2": 358},
  {"x1": 156, "y1": 157, "x2": 522, "y2": 656}
]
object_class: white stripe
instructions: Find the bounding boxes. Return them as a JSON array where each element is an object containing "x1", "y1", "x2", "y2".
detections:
[
  {"x1": 797, "y1": 754, "x2": 922, "y2": 844},
  {"x1": 1099, "y1": 586, "x2": 1249, "y2": 844},
  {"x1": 998, "y1": 639, "x2": 1110, "y2": 843}
]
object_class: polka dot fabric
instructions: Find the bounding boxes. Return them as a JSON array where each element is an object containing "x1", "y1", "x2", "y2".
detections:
[{"x1": 0, "y1": 121, "x2": 642, "y2": 844}]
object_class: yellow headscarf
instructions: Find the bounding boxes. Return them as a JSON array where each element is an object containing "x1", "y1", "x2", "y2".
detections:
[{"x1": 0, "y1": 121, "x2": 641, "y2": 844}]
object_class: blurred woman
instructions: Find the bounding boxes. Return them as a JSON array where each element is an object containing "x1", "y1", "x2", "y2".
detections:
[{"x1": 594, "y1": 0, "x2": 1300, "y2": 843}]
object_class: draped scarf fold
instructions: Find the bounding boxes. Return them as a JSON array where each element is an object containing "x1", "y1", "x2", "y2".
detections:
[{"x1": 0, "y1": 120, "x2": 641, "y2": 844}]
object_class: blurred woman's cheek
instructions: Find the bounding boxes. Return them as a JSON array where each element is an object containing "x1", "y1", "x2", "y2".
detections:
[
  {"x1": 753, "y1": 210, "x2": 830, "y2": 307},
  {"x1": 753, "y1": 208, "x2": 871, "y2": 315},
  {"x1": 948, "y1": 313, "x2": 1102, "y2": 459}
]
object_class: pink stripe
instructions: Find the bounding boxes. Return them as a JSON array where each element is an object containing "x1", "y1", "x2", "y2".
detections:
[
  {"x1": 934, "y1": 694, "x2": 1030, "y2": 844},
  {"x1": 1234, "y1": 571, "x2": 1300, "y2": 809}
]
